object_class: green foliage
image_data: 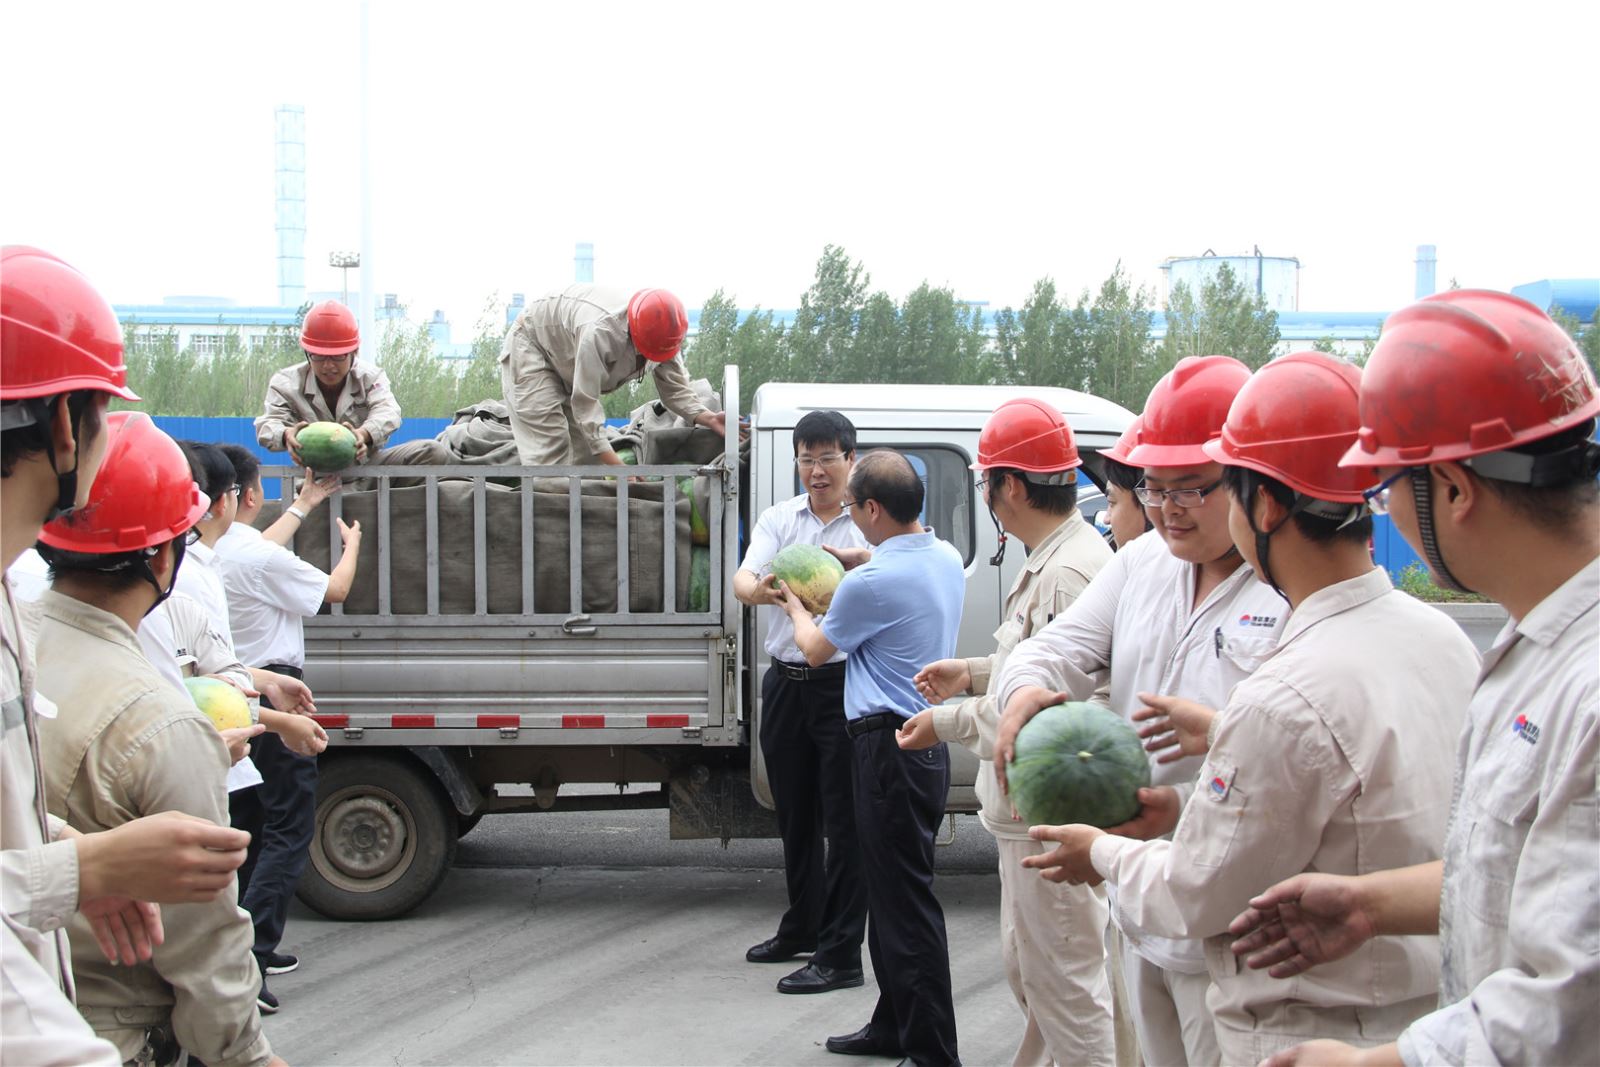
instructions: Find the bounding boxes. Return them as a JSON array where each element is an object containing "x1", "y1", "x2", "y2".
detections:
[
  {"x1": 1395, "y1": 562, "x2": 1490, "y2": 604},
  {"x1": 1158, "y1": 262, "x2": 1281, "y2": 373},
  {"x1": 1550, "y1": 306, "x2": 1600, "y2": 380}
]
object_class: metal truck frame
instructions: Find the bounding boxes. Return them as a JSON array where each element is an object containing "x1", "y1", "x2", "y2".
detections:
[{"x1": 276, "y1": 365, "x2": 1141, "y2": 919}]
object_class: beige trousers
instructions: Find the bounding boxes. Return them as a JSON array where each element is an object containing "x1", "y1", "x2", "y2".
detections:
[
  {"x1": 1107, "y1": 926, "x2": 1144, "y2": 1067},
  {"x1": 1120, "y1": 941, "x2": 1219, "y2": 1067},
  {"x1": 500, "y1": 359, "x2": 599, "y2": 467},
  {"x1": 996, "y1": 836, "x2": 1115, "y2": 1067}
]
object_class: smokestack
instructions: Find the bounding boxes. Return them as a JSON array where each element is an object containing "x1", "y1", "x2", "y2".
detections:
[
  {"x1": 575, "y1": 242, "x2": 594, "y2": 284},
  {"x1": 275, "y1": 105, "x2": 306, "y2": 307},
  {"x1": 1414, "y1": 244, "x2": 1437, "y2": 300}
]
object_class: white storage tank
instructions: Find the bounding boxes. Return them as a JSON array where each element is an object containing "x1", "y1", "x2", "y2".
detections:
[{"x1": 1162, "y1": 249, "x2": 1299, "y2": 312}]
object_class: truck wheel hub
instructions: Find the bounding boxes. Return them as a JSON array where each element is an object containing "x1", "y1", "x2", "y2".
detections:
[{"x1": 324, "y1": 796, "x2": 406, "y2": 878}]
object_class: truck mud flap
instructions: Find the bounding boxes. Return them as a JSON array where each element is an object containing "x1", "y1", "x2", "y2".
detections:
[
  {"x1": 669, "y1": 764, "x2": 779, "y2": 843},
  {"x1": 411, "y1": 746, "x2": 484, "y2": 817}
]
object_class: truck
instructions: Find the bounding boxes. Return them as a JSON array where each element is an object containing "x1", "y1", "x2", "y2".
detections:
[{"x1": 273, "y1": 366, "x2": 1137, "y2": 920}]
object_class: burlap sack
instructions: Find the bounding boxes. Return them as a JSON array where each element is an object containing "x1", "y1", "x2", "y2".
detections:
[{"x1": 262, "y1": 476, "x2": 707, "y2": 616}]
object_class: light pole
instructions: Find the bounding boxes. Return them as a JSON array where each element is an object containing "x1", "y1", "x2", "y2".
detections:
[{"x1": 330, "y1": 251, "x2": 360, "y2": 306}]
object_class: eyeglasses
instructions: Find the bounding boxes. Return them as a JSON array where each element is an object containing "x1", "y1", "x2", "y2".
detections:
[
  {"x1": 1133, "y1": 480, "x2": 1223, "y2": 509},
  {"x1": 840, "y1": 498, "x2": 859, "y2": 513},
  {"x1": 307, "y1": 352, "x2": 353, "y2": 363},
  {"x1": 182, "y1": 527, "x2": 202, "y2": 546},
  {"x1": 797, "y1": 453, "x2": 846, "y2": 470},
  {"x1": 1362, "y1": 469, "x2": 1412, "y2": 515},
  {"x1": 975, "y1": 476, "x2": 989, "y2": 494}
]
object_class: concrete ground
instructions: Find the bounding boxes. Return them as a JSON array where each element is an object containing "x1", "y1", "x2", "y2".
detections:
[{"x1": 264, "y1": 811, "x2": 1023, "y2": 1066}]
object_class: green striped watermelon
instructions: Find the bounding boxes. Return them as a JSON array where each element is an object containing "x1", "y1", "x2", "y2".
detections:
[{"x1": 1007, "y1": 702, "x2": 1150, "y2": 827}]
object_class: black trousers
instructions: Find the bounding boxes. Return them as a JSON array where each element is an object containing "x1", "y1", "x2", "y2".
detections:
[
  {"x1": 229, "y1": 663, "x2": 318, "y2": 963},
  {"x1": 853, "y1": 727, "x2": 959, "y2": 1067},
  {"x1": 757, "y1": 664, "x2": 867, "y2": 969}
]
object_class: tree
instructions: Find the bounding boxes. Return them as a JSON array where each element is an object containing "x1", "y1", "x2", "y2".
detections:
[
  {"x1": 1158, "y1": 261, "x2": 1281, "y2": 373},
  {"x1": 783, "y1": 245, "x2": 870, "y2": 382},
  {"x1": 1079, "y1": 263, "x2": 1157, "y2": 410},
  {"x1": 853, "y1": 291, "x2": 900, "y2": 383},
  {"x1": 1551, "y1": 306, "x2": 1600, "y2": 380},
  {"x1": 898, "y1": 283, "x2": 966, "y2": 386}
]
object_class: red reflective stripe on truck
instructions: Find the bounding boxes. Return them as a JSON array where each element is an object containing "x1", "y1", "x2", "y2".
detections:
[
  {"x1": 477, "y1": 714, "x2": 520, "y2": 728},
  {"x1": 562, "y1": 715, "x2": 605, "y2": 728},
  {"x1": 392, "y1": 714, "x2": 435, "y2": 728},
  {"x1": 647, "y1": 714, "x2": 690, "y2": 728},
  {"x1": 313, "y1": 714, "x2": 349, "y2": 729}
]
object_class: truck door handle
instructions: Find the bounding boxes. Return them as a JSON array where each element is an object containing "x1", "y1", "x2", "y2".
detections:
[{"x1": 561, "y1": 614, "x2": 597, "y2": 636}]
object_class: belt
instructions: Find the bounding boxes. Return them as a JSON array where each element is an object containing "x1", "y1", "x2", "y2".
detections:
[
  {"x1": 845, "y1": 711, "x2": 907, "y2": 737},
  {"x1": 771, "y1": 659, "x2": 846, "y2": 683}
]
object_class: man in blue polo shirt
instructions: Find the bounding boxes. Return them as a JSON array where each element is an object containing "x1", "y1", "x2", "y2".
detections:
[{"x1": 782, "y1": 449, "x2": 966, "y2": 1067}]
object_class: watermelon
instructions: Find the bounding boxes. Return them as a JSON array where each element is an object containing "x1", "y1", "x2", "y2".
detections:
[
  {"x1": 1006, "y1": 702, "x2": 1150, "y2": 828},
  {"x1": 677, "y1": 476, "x2": 710, "y2": 546},
  {"x1": 184, "y1": 676, "x2": 253, "y2": 732},
  {"x1": 770, "y1": 544, "x2": 845, "y2": 615},
  {"x1": 615, "y1": 446, "x2": 638, "y2": 465},
  {"x1": 297, "y1": 421, "x2": 359, "y2": 473},
  {"x1": 688, "y1": 545, "x2": 711, "y2": 611}
]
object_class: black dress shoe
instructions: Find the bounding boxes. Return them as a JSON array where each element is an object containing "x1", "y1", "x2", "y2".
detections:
[
  {"x1": 825, "y1": 1024, "x2": 901, "y2": 1057},
  {"x1": 745, "y1": 935, "x2": 816, "y2": 963},
  {"x1": 776, "y1": 961, "x2": 864, "y2": 994}
]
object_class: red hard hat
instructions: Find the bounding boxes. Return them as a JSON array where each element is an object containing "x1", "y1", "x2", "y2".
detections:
[
  {"x1": 1340, "y1": 289, "x2": 1599, "y2": 468},
  {"x1": 972, "y1": 398, "x2": 1082, "y2": 473},
  {"x1": 300, "y1": 300, "x2": 360, "y2": 356},
  {"x1": 1, "y1": 246, "x2": 139, "y2": 402},
  {"x1": 1124, "y1": 355, "x2": 1251, "y2": 467},
  {"x1": 1202, "y1": 352, "x2": 1369, "y2": 502},
  {"x1": 627, "y1": 289, "x2": 688, "y2": 363},
  {"x1": 1101, "y1": 415, "x2": 1143, "y2": 466},
  {"x1": 37, "y1": 412, "x2": 207, "y2": 554}
]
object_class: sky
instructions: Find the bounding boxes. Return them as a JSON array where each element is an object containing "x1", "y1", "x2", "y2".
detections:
[{"x1": 4, "y1": 0, "x2": 1597, "y2": 338}]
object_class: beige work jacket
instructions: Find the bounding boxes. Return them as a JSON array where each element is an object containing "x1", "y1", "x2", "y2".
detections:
[
  {"x1": 500, "y1": 284, "x2": 708, "y2": 457},
  {"x1": 2, "y1": 582, "x2": 122, "y2": 1065},
  {"x1": 34, "y1": 592, "x2": 272, "y2": 1067},
  {"x1": 1089, "y1": 569, "x2": 1478, "y2": 1047},
  {"x1": 1399, "y1": 558, "x2": 1599, "y2": 1066},
  {"x1": 931, "y1": 511, "x2": 1112, "y2": 840},
  {"x1": 254, "y1": 359, "x2": 403, "y2": 453}
]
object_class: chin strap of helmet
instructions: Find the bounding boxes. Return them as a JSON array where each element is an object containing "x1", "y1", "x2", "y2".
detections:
[
  {"x1": 1241, "y1": 471, "x2": 1367, "y2": 603},
  {"x1": 1409, "y1": 467, "x2": 1475, "y2": 595},
  {"x1": 3, "y1": 394, "x2": 93, "y2": 523},
  {"x1": 140, "y1": 536, "x2": 189, "y2": 615},
  {"x1": 985, "y1": 486, "x2": 1008, "y2": 568}
]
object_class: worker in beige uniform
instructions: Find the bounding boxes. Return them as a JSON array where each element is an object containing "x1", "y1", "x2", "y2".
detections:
[
  {"x1": 499, "y1": 284, "x2": 728, "y2": 467},
  {"x1": 34, "y1": 412, "x2": 283, "y2": 1067},
  {"x1": 995, "y1": 356, "x2": 1289, "y2": 1067},
  {"x1": 1, "y1": 246, "x2": 255, "y2": 1067},
  {"x1": 898, "y1": 398, "x2": 1116, "y2": 1066},
  {"x1": 1228, "y1": 291, "x2": 1600, "y2": 1067},
  {"x1": 1026, "y1": 353, "x2": 1480, "y2": 1065},
  {"x1": 255, "y1": 299, "x2": 439, "y2": 469}
]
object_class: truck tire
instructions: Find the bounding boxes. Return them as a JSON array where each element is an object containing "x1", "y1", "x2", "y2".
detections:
[{"x1": 295, "y1": 754, "x2": 457, "y2": 921}]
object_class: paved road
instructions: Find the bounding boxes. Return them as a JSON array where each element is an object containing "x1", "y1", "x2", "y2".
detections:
[{"x1": 265, "y1": 808, "x2": 1024, "y2": 1066}]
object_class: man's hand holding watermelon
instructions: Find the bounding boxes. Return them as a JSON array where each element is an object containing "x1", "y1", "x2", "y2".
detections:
[
  {"x1": 340, "y1": 418, "x2": 374, "y2": 462},
  {"x1": 283, "y1": 420, "x2": 309, "y2": 466}
]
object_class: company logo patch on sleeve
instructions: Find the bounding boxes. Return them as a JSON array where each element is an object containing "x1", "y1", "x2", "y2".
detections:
[
  {"x1": 1512, "y1": 714, "x2": 1541, "y2": 745},
  {"x1": 1206, "y1": 763, "x2": 1236, "y2": 801}
]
